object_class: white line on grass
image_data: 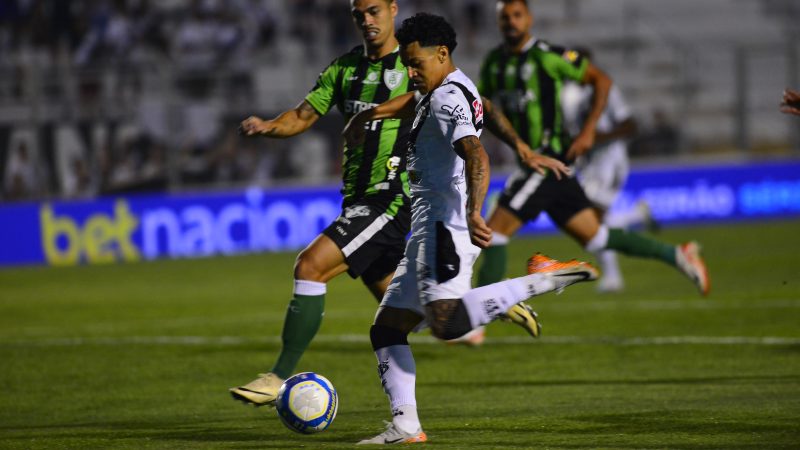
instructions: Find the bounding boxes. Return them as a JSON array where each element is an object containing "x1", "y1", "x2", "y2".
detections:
[{"x1": 3, "y1": 335, "x2": 799, "y2": 347}]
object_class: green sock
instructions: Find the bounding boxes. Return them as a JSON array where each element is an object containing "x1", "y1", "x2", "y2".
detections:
[
  {"x1": 477, "y1": 245, "x2": 508, "y2": 286},
  {"x1": 271, "y1": 294, "x2": 325, "y2": 379},
  {"x1": 606, "y1": 228, "x2": 676, "y2": 266}
]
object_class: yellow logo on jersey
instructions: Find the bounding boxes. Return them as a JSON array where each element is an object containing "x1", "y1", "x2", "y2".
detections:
[{"x1": 563, "y1": 50, "x2": 579, "y2": 63}]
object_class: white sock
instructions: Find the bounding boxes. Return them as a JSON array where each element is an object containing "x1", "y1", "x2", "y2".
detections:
[
  {"x1": 375, "y1": 345, "x2": 420, "y2": 434},
  {"x1": 596, "y1": 249, "x2": 622, "y2": 282},
  {"x1": 585, "y1": 225, "x2": 610, "y2": 252},
  {"x1": 293, "y1": 279, "x2": 326, "y2": 296},
  {"x1": 489, "y1": 231, "x2": 509, "y2": 246},
  {"x1": 607, "y1": 207, "x2": 645, "y2": 229},
  {"x1": 461, "y1": 274, "x2": 556, "y2": 328}
]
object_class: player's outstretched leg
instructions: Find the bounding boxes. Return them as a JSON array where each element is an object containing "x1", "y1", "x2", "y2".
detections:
[
  {"x1": 585, "y1": 225, "x2": 710, "y2": 296},
  {"x1": 453, "y1": 255, "x2": 598, "y2": 339},
  {"x1": 229, "y1": 372, "x2": 285, "y2": 406},
  {"x1": 675, "y1": 241, "x2": 710, "y2": 296},
  {"x1": 527, "y1": 253, "x2": 601, "y2": 292},
  {"x1": 501, "y1": 302, "x2": 542, "y2": 338},
  {"x1": 230, "y1": 279, "x2": 326, "y2": 406}
]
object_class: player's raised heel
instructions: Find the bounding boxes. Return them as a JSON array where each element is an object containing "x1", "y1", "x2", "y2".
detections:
[
  {"x1": 502, "y1": 302, "x2": 541, "y2": 338},
  {"x1": 229, "y1": 372, "x2": 284, "y2": 406},
  {"x1": 527, "y1": 253, "x2": 599, "y2": 292},
  {"x1": 675, "y1": 241, "x2": 710, "y2": 296},
  {"x1": 357, "y1": 422, "x2": 428, "y2": 445}
]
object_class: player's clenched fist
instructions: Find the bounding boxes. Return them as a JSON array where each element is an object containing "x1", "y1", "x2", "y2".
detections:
[{"x1": 239, "y1": 116, "x2": 267, "y2": 136}]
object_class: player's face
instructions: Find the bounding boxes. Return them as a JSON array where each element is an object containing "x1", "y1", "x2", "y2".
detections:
[
  {"x1": 351, "y1": 0, "x2": 397, "y2": 49},
  {"x1": 401, "y1": 42, "x2": 447, "y2": 94},
  {"x1": 496, "y1": 1, "x2": 532, "y2": 46}
]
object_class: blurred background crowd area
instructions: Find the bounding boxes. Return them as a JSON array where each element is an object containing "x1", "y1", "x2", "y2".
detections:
[{"x1": 1, "y1": 0, "x2": 798, "y2": 202}]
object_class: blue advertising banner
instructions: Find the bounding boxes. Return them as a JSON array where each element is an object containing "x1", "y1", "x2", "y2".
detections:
[{"x1": 1, "y1": 161, "x2": 799, "y2": 267}]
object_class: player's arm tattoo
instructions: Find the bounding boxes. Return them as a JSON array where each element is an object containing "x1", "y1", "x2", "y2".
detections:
[
  {"x1": 455, "y1": 135, "x2": 490, "y2": 216},
  {"x1": 481, "y1": 96, "x2": 524, "y2": 149},
  {"x1": 260, "y1": 101, "x2": 321, "y2": 137}
]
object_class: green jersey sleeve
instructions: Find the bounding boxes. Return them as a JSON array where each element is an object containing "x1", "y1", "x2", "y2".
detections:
[
  {"x1": 544, "y1": 46, "x2": 589, "y2": 83},
  {"x1": 305, "y1": 59, "x2": 341, "y2": 116}
]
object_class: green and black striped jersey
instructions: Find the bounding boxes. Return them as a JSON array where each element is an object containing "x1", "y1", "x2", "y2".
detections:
[
  {"x1": 306, "y1": 45, "x2": 412, "y2": 208},
  {"x1": 479, "y1": 39, "x2": 588, "y2": 164}
]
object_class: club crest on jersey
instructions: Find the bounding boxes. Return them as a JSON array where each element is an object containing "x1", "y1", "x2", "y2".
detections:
[
  {"x1": 383, "y1": 69, "x2": 404, "y2": 90},
  {"x1": 344, "y1": 205, "x2": 371, "y2": 219},
  {"x1": 521, "y1": 61, "x2": 535, "y2": 81}
]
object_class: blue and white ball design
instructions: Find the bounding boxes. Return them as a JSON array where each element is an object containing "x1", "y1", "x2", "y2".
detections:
[{"x1": 275, "y1": 372, "x2": 338, "y2": 434}]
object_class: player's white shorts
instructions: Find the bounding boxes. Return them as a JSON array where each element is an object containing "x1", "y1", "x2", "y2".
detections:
[
  {"x1": 576, "y1": 141, "x2": 629, "y2": 210},
  {"x1": 380, "y1": 221, "x2": 481, "y2": 318}
]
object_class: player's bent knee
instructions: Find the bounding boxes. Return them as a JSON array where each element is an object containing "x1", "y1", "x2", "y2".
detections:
[
  {"x1": 370, "y1": 324, "x2": 409, "y2": 350},
  {"x1": 428, "y1": 301, "x2": 472, "y2": 341},
  {"x1": 293, "y1": 252, "x2": 326, "y2": 281}
]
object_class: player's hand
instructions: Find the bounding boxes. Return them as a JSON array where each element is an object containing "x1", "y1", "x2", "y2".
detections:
[
  {"x1": 517, "y1": 142, "x2": 571, "y2": 180},
  {"x1": 343, "y1": 114, "x2": 367, "y2": 148},
  {"x1": 467, "y1": 212, "x2": 492, "y2": 249},
  {"x1": 239, "y1": 116, "x2": 267, "y2": 136},
  {"x1": 781, "y1": 89, "x2": 800, "y2": 117},
  {"x1": 566, "y1": 129, "x2": 595, "y2": 160}
]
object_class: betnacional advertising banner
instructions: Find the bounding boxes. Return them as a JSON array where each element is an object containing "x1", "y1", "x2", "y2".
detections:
[{"x1": 1, "y1": 161, "x2": 799, "y2": 267}]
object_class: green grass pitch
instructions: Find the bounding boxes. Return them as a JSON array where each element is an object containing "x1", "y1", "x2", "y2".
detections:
[{"x1": 1, "y1": 220, "x2": 799, "y2": 449}]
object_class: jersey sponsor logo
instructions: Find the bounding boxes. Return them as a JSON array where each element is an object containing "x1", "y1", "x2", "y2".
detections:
[
  {"x1": 386, "y1": 156, "x2": 402, "y2": 181},
  {"x1": 472, "y1": 99, "x2": 484, "y2": 122},
  {"x1": 383, "y1": 69, "x2": 404, "y2": 90},
  {"x1": 345, "y1": 99, "x2": 379, "y2": 114},
  {"x1": 441, "y1": 104, "x2": 471, "y2": 126},
  {"x1": 335, "y1": 225, "x2": 348, "y2": 236},
  {"x1": 344, "y1": 205, "x2": 371, "y2": 219}
]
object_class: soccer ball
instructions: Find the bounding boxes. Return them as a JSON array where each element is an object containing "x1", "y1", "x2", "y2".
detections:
[{"x1": 275, "y1": 372, "x2": 338, "y2": 434}]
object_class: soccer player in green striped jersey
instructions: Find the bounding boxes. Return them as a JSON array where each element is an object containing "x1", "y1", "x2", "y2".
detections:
[
  {"x1": 230, "y1": 0, "x2": 416, "y2": 406},
  {"x1": 476, "y1": 0, "x2": 710, "y2": 298}
]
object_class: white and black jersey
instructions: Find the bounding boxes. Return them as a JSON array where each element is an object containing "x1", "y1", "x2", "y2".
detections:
[
  {"x1": 406, "y1": 69, "x2": 484, "y2": 231},
  {"x1": 380, "y1": 69, "x2": 486, "y2": 312}
]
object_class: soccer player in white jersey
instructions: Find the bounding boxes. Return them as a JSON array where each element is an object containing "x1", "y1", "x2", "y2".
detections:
[
  {"x1": 560, "y1": 48, "x2": 655, "y2": 292},
  {"x1": 343, "y1": 13, "x2": 598, "y2": 444}
]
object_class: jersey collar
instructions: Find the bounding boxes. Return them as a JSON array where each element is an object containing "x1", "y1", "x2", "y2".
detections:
[
  {"x1": 364, "y1": 45, "x2": 400, "y2": 61},
  {"x1": 505, "y1": 36, "x2": 537, "y2": 55}
]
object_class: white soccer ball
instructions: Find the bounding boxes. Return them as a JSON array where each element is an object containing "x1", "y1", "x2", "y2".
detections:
[{"x1": 275, "y1": 372, "x2": 338, "y2": 434}]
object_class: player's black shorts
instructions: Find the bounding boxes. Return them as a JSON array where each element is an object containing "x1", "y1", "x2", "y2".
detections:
[
  {"x1": 322, "y1": 194, "x2": 410, "y2": 285},
  {"x1": 497, "y1": 169, "x2": 593, "y2": 227}
]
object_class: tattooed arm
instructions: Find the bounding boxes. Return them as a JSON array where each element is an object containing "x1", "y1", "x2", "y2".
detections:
[
  {"x1": 482, "y1": 96, "x2": 570, "y2": 179},
  {"x1": 239, "y1": 100, "x2": 321, "y2": 138},
  {"x1": 454, "y1": 135, "x2": 492, "y2": 249}
]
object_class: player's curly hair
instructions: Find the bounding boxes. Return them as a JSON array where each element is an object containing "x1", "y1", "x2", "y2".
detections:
[{"x1": 395, "y1": 13, "x2": 457, "y2": 53}]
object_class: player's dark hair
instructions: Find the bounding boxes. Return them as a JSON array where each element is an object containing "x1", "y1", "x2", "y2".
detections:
[
  {"x1": 395, "y1": 13, "x2": 457, "y2": 53},
  {"x1": 499, "y1": 0, "x2": 529, "y2": 7}
]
